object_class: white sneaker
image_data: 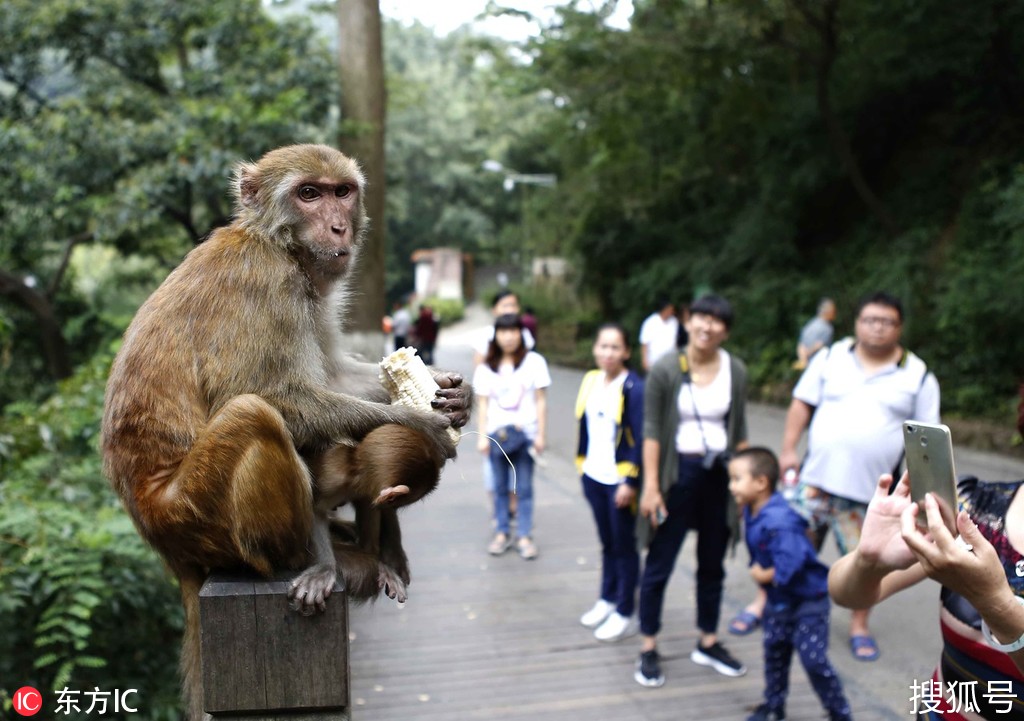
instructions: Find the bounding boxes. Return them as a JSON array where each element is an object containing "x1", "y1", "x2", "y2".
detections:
[
  {"x1": 580, "y1": 599, "x2": 615, "y2": 628},
  {"x1": 594, "y1": 612, "x2": 638, "y2": 642}
]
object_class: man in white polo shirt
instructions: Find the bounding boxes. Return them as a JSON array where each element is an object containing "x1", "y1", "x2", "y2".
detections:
[
  {"x1": 639, "y1": 299, "x2": 678, "y2": 372},
  {"x1": 782, "y1": 291, "x2": 939, "y2": 662}
]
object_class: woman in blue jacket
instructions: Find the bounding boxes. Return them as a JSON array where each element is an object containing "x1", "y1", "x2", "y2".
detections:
[{"x1": 576, "y1": 323, "x2": 645, "y2": 642}]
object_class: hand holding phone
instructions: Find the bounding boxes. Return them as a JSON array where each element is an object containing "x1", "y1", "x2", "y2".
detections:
[{"x1": 903, "y1": 421, "x2": 959, "y2": 531}]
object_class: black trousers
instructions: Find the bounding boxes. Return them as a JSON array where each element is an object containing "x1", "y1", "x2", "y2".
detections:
[{"x1": 638, "y1": 454, "x2": 730, "y2": 637}]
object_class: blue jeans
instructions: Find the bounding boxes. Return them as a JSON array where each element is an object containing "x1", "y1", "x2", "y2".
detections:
[
  {"x1": 491, "y1": 445, "x2": 534, "y2": 537},
  {"x1": 638, "y1": 454, "x2": 730, "y2": 637},
  {"x1": 582, "y1": 475, "x2": 639, "y2": 617}
]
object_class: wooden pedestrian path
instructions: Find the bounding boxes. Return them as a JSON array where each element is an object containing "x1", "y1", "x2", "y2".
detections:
[
  {"x1": 346, "y1": 437, "x2": 908, "y2": 721},
  {"x1": 343, "y1": 333, "x2": 996, "y2": 721}
]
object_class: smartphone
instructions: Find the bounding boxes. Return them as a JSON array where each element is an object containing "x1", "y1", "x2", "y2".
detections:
[{"x1": 903, "y1": 421, "x2": 959, "y2": 524}]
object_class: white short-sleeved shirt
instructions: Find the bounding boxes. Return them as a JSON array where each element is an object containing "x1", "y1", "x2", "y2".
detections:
[
  {"x1": 639, "y1": 313, "x2": 679, "y2": 367},
  {"x1": 581, "y1": 371, "x2": 627, "y2": 485},
  {"x1": 472, "y1": 351, "x2": 551, "y2": 438},
  {"x1": 675, "y1": 349, "x2": 732, "y2": 455},
  {"x1": 392, "y1": 308, "x2": 412, "y2": 336},
  {"x1": 795, "y1": 339, "x2": 941, "y2": 504}
]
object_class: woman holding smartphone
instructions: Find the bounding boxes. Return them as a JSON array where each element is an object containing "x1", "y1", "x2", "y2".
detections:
[{"x1": 830, "y1": 407, "x2": 1024, "y2": 721}]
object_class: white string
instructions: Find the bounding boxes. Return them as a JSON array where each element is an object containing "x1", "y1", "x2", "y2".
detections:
[{"x1": 458, "y1": 431, "x2": 518, "y2": 493}]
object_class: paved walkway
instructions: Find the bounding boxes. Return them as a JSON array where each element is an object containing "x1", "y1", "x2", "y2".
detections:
[{"x1": 347, "y1": 306, "x2": 1024, "y2": 720}]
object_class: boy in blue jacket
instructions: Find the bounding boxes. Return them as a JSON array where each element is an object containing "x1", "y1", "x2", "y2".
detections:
[{"x1": 728, "y1": 447, "x2": 852, "y2": 721}]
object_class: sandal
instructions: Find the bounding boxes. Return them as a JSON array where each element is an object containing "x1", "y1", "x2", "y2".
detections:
[
  {"x1": 517, "y1": 536, "x2": 538, "y2": 560},
  {"x1": 849, "y1": 634, "x2": 880, "y2": 662},
  {"x1": 488, "y1": 533, "x2": 511, "y2": 556},
  {"x1": 728, "y1": 610, "x2": 762, "y2": 636}
]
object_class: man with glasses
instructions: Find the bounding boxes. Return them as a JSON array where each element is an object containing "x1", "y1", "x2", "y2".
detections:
[{"x1": 779, "y1": 291, "x2": 939, "y2": 662}]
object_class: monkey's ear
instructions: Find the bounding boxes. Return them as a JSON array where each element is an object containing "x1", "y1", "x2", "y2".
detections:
[
  {"x1": 375, "y1": 485, "x2": 411, "y2": 506},
  {"x1": 234, "y1": 162, "x2": 261, "y2": 209}
]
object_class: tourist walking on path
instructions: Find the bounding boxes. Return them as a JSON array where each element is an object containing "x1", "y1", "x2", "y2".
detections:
[
  {"x1": 576, "y1": 323, "x2": 645, "y2": 643},
  {"x1": 729, "y1": 447, "x2": 852, "y2": 721},
  {"x1": 639, "y1": 299, "x2": 679, "y2": 372},
  {"x1": 634, "y1": 293, "x2": 749, "y2": 688},
  {"x1": 473, "y1": 313, "x2": 551, "y2": 560},
  {"x1": 473, "y1": 290, "x2": 536, "y2": 523},
  {"x1": 735, "y1": 291, "x2": 940, "y2": 662},
  {"x1": 414, "y1": 304, "x2": 440, "y2": 365},
  {"x1": 390, "y1": 299, "x2": 412, "y2": 352},
  {"x1": 794, "y1": 297, "x2": 836, "y2": 370}
]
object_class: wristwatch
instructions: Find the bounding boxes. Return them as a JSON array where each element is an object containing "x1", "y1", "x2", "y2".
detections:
[{"x1": 981, "y1": 595, "x2": 1024, "y2": 653}]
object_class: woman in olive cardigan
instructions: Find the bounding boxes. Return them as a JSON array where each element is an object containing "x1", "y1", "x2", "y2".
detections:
[{"x1": 633, "y1": 294, "x2": 749, "y2": 688}]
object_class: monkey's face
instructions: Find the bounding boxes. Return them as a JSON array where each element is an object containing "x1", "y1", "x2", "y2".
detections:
[
  {"x1": 234, "y1": 145, "x2": 368, "y2": 280},
  {"x1": 291, "y1": 179, "x2": 363, "y2": 278}
]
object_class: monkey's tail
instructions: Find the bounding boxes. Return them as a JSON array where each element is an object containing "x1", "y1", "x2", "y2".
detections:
[{"x1": 176, "y1": 567, "x2": 210, "y2": 721}]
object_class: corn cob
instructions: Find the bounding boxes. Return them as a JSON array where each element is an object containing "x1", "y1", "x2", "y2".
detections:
[{"x1": 379, "y1": 346, "x2": 461, "y2": 445}]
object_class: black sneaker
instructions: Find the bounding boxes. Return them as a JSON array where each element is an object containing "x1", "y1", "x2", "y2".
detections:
[
  {"x1": 747, "y1": 703, "x2": 786, "y2": 721},
  {"x1": 634, "y1": 649, "x2": 665, "y2": 688},
  {"x1": 690, "y1": 640, "x2": 747, "y2": 677}
]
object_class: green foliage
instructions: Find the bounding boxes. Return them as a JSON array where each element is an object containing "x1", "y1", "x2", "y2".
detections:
[
  {"x1": 496, "y1": 0, "x2": 1024, "y2": 421},
  {"x1": 0, "y1": 0, "x2": 338, "y2": 407},
  {"x1": 381, "y1": 19, "x2": 563, "y2": 302},
  {"x1": 512, "y1": 282, "x2": 601, "y2": 368},
  {"x1": 0, "y1": 348, "x2": 183, "y2": 719},
  {"x1": 423, "y1": 297, "x2": 465, "y2": 325}
]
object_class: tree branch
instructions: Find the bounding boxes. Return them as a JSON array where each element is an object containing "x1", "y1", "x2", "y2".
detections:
[
  {"x1": 46, "y1": 231, "x2": 94, "y2": 300},
  {"x1": 0, "y1": 268, "x2": 72, "y2": 380},
  {"x1": 161, "y1": 181, "x2": 202, "y2": 244}
]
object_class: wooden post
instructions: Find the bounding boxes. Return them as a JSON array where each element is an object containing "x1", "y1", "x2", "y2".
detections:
[{"x1": 199, "y1": 573, "x2": 350, "y2": 720}]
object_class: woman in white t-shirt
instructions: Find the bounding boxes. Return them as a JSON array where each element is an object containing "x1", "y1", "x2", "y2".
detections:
[
  {"x1": 473, "y1": 314, "x2": 551, "y2": 560},
  {"x1": 575, "y1": 323, "x2": 645, "y2": 642}
]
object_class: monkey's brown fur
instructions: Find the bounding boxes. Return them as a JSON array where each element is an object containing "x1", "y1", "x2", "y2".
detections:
[
  {"x1": 313, "y1": 423, "x2": 445, "y2": 599},
  {"x1": 101, "y1": 144, "x2": 467, "y2": 720}
]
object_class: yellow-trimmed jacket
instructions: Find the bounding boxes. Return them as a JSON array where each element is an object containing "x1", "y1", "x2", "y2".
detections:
[{"x1": 574, "y1": 369, "x2": 644, "y2": 487}]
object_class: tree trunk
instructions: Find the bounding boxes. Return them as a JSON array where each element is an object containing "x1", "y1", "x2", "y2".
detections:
[
  {"x1": 337, "y1": 0, "x2": 388, "y2": 360},
  {"x1": 799, "y1": 0, "x2": 899, "y2": 238},
  {"x1": 0, "y1": 269, "x2": 73, "y2": 380}
]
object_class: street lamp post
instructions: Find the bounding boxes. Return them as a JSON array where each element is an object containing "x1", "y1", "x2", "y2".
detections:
[
  {"x1": 482, "y1": 159, "x2": 557, "y2": 189},
  {"x1": 482, "y1": 160, "x2": 557, "y2": 272}
]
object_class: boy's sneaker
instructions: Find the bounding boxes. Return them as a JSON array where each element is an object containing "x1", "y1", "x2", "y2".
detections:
[
  {"x1": 690, "y1": 641, "x2": 747, "y2": 677},
  {"x1": 634, "y1": 649, "x2": 665, "y2": 688},
  {"x1": 747, "y1": 703, "x2": 786, "y2": 721},
  {"x1": 594, "y1": 612, "x2": 638, "y2": 642},
  {"x1": 579, "y1": 599, "x2": 615, "y2": 629},
  {"x1": 828, "y1": 712, "x2": 853, "y2": 721}
]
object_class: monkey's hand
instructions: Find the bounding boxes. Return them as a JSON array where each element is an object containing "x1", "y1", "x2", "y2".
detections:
[
  {"x1": 288, "y1": 562, "x2": 337, "y2": 616},
  {"x1": 431, "y1": 371, "x2": 473, "y2": 430},
  {"x1": 378, "y1": 562, "x2": 408, "y2": 604}
]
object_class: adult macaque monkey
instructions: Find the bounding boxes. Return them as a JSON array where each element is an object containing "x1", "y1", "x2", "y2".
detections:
[{"x1": 101, "y1": 144, "x2": 470, "y2": 720}]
